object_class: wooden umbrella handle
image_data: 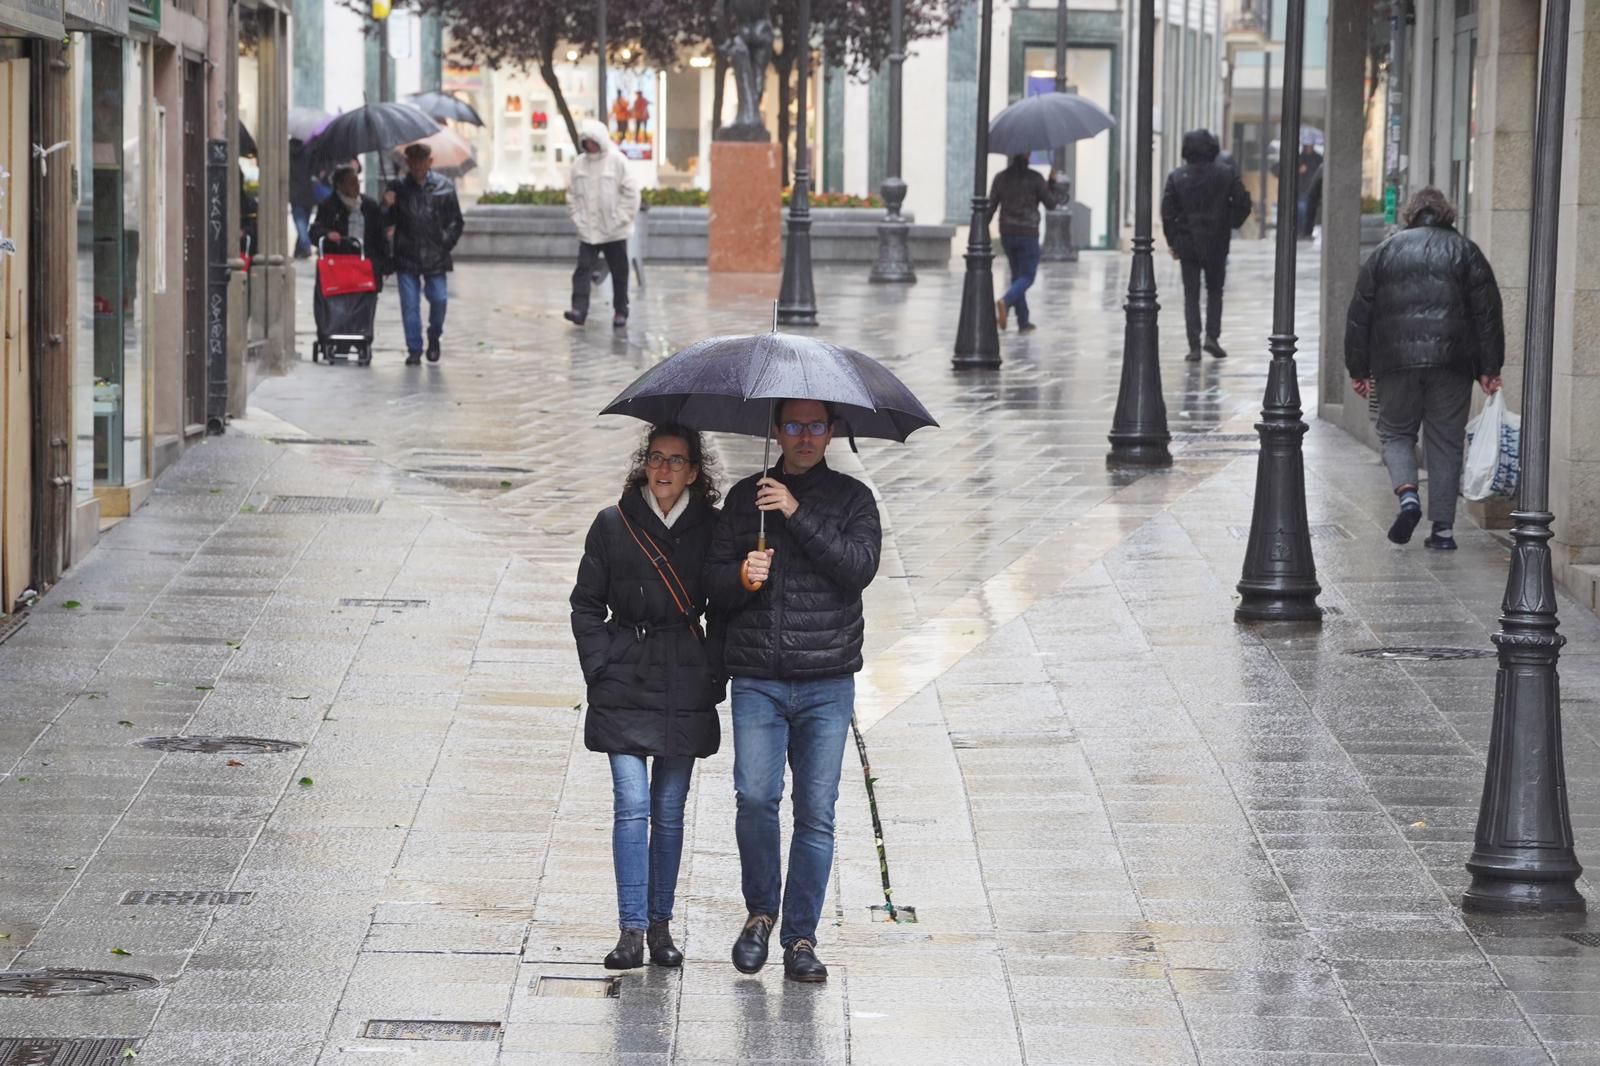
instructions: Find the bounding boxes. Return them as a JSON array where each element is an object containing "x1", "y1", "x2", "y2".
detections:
[{"x1": 741, "y1": 533, "x2": 768, "y2": 591}]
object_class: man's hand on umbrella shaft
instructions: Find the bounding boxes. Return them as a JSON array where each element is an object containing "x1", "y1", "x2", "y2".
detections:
[
  {"x1": 745, "y1": 549, "x2": 774, "y2": 585},
  {"x1": 756, "y1": 478, "x2": 799, "y2": 519}
]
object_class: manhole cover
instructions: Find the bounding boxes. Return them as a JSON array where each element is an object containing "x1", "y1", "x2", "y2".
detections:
[
  {"x1": 533, "y1": 975, "x2": 621, "y2": 998},
  {"x1": 1562, "y1": 932, "x2": 1600, "y2": 947},
  {"x1": 415, "y1": 464, "x2": 532, "y2": 475},
  {"x1": 1228, "y1": 524, "x2": 1354, "y2": 541},
  {"x1": 1171, "y1": 432, "x2": 1260, "y2": 443},
  {"x1": 0, "y1": 970, "x2": 158, "y2": 998},
  {"x1": 121, "y1": 890, "x2": 253, "y2": 906},
  {"x1": 360, "y1": 1020, "x2": 500, "y2": 1042},
  {"x1": 1351, "y1": 646, "x2": 1495, "y2": 662},
  {"x1": 0, "y1": 1038, "x2": 142, "y2": 1065},
  {"x1": 870, "y1": 905, "x2": 918, "y2": 924},
  {"x1": 135, "y1": 736, "x2": 304, "y2": 754},
  {"x1": 337, "y1": 598, "x2": 429, "y2": 609},
  {"x1": 0, "y1": 615, "x2": 24, "y2": 647},
  {"x1": 268, "y1": 437, "x2": 374, "y2": 447},
  {"x1": 258, "y1": 496, "x2": 382, "y2": 515}
]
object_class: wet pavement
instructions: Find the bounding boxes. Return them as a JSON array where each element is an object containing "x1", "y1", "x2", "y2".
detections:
[{"x1": 6, "y1": 248, "x2": 1600, "y2": 1063}]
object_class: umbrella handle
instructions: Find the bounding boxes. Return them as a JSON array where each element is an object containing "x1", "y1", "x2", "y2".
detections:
[{"x1": 742, "y1": 533, "x2": 768, "y2": 592}]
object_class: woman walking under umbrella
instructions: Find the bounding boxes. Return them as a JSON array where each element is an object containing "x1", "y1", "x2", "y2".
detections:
[{"x1": 570, "y1": 425, "x2": 725, "y2": 970}]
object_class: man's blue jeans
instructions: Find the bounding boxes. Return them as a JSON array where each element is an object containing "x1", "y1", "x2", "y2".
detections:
[
  {"x1": 608, "y1": 753, "x2": 695, "y2": 931},
  {"x1": 292, "y1": 205, "x2": 312, "y2": 256},
  {"x1": 732, "y1": 676, "x2": 855, "y2": 947},
  {"x1": 1000, "y1": 234, "x2": 1042, "y2": 327},
  {"x1": 396, "y1": 272, "x2": 448, "y2": 354}
]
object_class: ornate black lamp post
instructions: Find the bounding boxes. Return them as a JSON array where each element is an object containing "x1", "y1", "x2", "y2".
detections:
[
  {"x1": 870, "y1": 0, "x2": 916, "y2": 284},
  {"x1": 1462, "y1": 0, "x2": 1585, "y2": 915},
  {"x1": 952, "y1": 0, "x2": 999, "y2": 368},
  {"x1": 1040, "y1": 0, "x2": 1077, "y2": 263},
  {"x1": 1104, "y1": 0, "x2": 1169, "y2": 464},
  {"x1": 1233, "y1": 0, "x2": 1320, "y2": 622},
  {"x1": 597, "y1": 0, "x2": 607, "y2": 117},
  {"x1": 777, "y1": 0, "x2": 819, "y2": 325}
]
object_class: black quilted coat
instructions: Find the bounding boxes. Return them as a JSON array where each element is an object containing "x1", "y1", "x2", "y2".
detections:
[
  {"x1": 1344, "y1": 209, "x2": 1505, "y2": 381},
  {"x1": 704, "y1": 461, "x2": 882, "y2": 680},
  {"x1": 570, "y1": 491, "x2": 722, "y2": 759},
  {"x1": 383, "y1": 170, "x2": 464, "y2": 276},
  {"x1": 1160, "y1": 129, "x2": 1252, "y2": 262}
]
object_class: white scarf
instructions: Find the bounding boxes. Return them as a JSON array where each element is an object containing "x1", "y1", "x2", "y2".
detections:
[
  {"x1": 340, "y1": 193, "x2": 366, "y2": 245},
  {"x1": 641, "y1": 487, "x2": 690, "y2": 530}
]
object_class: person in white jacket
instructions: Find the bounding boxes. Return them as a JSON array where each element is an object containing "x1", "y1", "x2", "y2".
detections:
[{"x1": 564, "y1": 118, "x2": 642, "y2": 329}]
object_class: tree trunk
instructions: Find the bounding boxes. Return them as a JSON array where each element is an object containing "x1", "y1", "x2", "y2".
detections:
[{"x1": 540, "y1": 43, "x2": 581, "y2": 149}]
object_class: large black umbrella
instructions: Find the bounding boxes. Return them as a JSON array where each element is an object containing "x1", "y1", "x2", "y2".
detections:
[
  {"x1": 305, "y1": 101, "x2": 440, "y2": 169},
  {"x1": 405, "y1": 91, "x2": 484, "y2": 127},
  {"x1": 987, "y1": 92, "x2": 1115, "y2": 156}
]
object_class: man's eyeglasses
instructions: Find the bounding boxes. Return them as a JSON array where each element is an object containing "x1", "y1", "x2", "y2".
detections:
[
  {"x1": 779, "y1": 421, "x2": 832, "y2": 438},
  {"x1": 645, "y1": 452, "x2": 691, "y2": 471}
]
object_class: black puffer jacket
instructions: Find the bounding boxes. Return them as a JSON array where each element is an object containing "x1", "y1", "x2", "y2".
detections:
[
  {"x1": 570, "y1": 491, "x2": 722, "y2": 759},
  {"x1": 384, "y1": 170, "x2": 464, "y2": 275},
  {"x1": 1344, "y1": 210, "x2": 1505, "y2": 380},
  {"x1": 704, "y1": 461, "x2": 881, "y2": 680},
  {"x1": 1161, "y1": 129, "x2": 1252, "y2": 262}
]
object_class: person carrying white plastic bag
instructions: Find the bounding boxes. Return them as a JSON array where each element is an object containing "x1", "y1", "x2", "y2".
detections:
[
  {"x1": 1462, "y1": 391, "x2": 1521, "y2": 501},
  {"x1": 1345, "y1": 187, "x2": 1506, "y2": 551}
]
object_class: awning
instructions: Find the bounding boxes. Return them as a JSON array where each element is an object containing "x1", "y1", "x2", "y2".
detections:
[
  {"x1": 0, "y1": 0, "x2": 64, "y2": 38},
  {"x1": 64, "y1": 0, "x2": 128, "y2": 35}
]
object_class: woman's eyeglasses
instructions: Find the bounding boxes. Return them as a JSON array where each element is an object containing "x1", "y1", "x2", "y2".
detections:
[
  {"x1": 779, "y1": 421, "x2": 831, "y2": 438},
  {"x1": 646, "y1": 452, "x2": 691, "y2": 471}
]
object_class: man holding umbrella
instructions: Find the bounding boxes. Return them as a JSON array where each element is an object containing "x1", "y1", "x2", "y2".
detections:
[
  {"x1": 705, "y1": 399, "x2": 882, "y2": 984},
  {"x1": 385, "y1": 142, "x2": 464, "y2": 365}
]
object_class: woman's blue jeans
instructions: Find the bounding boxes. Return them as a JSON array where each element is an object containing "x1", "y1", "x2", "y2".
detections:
[
  {"x1": 1000, "y1": 234, "x2": 1042, "y2": 327},
  {"x1": 608, "y1": 753, "x2": 695, "y2": 931}
]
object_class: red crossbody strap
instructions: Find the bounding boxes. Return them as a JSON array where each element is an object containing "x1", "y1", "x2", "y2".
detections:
[{"x1": 617, "y1": 509, "x2": 693, "y2": 619}]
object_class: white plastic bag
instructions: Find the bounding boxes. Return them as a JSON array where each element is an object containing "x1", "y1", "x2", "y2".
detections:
[{"x1": 1462, "y1": 391, "x2": 1521, "y2": 501}]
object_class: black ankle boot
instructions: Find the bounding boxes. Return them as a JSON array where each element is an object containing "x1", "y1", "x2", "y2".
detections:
[
  {"x1": 731, "y1": 913, "x2": 774, "y2": 974},
  {"x1": 604, "y1": 929, "x2": 645, "y2": 970},
  {"x1": 647, "y1": 921, "x2": 683, "y2": 968}
]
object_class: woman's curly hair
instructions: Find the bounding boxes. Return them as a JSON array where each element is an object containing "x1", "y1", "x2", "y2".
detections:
[{"x1": 623, "y1": 423, "x2": 721, "y2": 506}]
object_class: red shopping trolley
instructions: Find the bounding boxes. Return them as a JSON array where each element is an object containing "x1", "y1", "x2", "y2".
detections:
[{"x1": 311, "y1": 238, "x2": 379, "y2": 366}]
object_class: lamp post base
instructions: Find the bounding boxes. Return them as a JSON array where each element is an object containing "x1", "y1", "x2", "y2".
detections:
[
  {"x1": 1234, "y1": 584, "x2": 1324, "y2": 623},
  {"x1": 870, "y1": 218, "x2": 918, "y2": 284},
  {"x1": 1041, "y1": 204, "x2": 1078, "y2": 262}
]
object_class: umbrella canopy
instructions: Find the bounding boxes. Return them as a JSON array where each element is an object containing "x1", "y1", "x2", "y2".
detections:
[
  {"x1": 305, "y1": 101, "x2": 440, "y2": 170},
  {"x1": 987, "y1": 92, "x2": 1115, "y2": 157},
  {"x1": 405, "y1": 91, "x2": 484, "y2": 127},
  {"x1": 600, "y1": 333, "x2": 938, "y2": 443},
  {"x1": 289, "y1": 106, "x2": 332, "y2": 142},
  {"x1": 238, "y1": 122, "x2": 258, "y2": 158},
  {"x1": 393, "y1": 126, "x2": 477, "y2": 177}
]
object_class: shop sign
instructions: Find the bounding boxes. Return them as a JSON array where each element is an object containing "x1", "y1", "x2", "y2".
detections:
[
  {"x1": 0, "y1": 0, "x2": 65, "y2": 38},
  {"x1": 64, "y1": 0, "x2": 128, "y2": 34}
]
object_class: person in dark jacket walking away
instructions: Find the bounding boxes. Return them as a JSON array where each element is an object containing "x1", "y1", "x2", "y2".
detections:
[
  {"x1": 1347, "y1": 188, "x2": 1504, "y2": 550},
  {"x1": 384, "y1": 143, "x2": 464, "y2": 365},
  {"x1": 704, "y1": 400, "x2": 882, "y2": 984},
  {"x1": 1161, "y1": 129, "x2": 1252, "y2": 361},
  {"x1": 986, "y1": 154, "x2": 1064, "y2": 333},
  {"x1": 289, "y1": 138, "x2": 316, "y2": 259},
  {"x1": 310, "y1": 166, "x2": 389, "y2": 288},
  {"x1": 571, "y1": 425, "x2": 724, "y2": 971}
]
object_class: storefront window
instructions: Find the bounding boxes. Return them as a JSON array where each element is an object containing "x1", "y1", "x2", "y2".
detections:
[{"x1": 1022, "y1": 44, "x2": 1115, "y2": 249}]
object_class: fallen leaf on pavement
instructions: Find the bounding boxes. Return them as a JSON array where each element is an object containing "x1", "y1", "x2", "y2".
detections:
[
  {"x1": 110, "y1": 948, "x2": 132, "y2": 956},
  {"x1": 298, "y1": 777, "x2": 314, "y2": 787},
  {"x1": 226, "y1": 759, "x2": 244, "y2": 767}
]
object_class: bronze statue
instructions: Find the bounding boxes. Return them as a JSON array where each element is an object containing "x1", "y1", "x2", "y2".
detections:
[{"x1": 715, "y1": 0, "x2": 773, "y2": 141}]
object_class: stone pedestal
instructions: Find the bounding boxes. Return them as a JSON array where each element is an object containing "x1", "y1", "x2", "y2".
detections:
[{"x1": 709, "y1": 142, "x2": 782, "y2": 273}]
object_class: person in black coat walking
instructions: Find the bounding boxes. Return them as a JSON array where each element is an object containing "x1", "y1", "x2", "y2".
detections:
[
  {"x1": 1346, "y1": 187, "x2": 1505, "y2": 550},
  {"x1": 310, "y1": 166, "x2": 390, "y2": 288},
  {"x1": 571, "y1": 425, "x2": 723, "y2": 972},
  {"x1": 1162, "y1": 129, "x2": 1252, "y2": 361},
  {"x1": 384, "y1": 143, "x2": 464, "y2": 365}
]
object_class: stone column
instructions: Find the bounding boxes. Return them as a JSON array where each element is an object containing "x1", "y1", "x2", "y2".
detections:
[
  {"x1": 1319, "y1": 0, "x2": 1372, "y2": 436},
  {"x1": 292, "y1": 0, "x2": 323, "y2": 109}
]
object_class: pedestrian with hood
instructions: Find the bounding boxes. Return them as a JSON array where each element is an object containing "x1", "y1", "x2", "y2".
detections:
[
  {"x1": 986, "y1": 154, "x2": 1065, "y2": 333},
  {"x1": 384, "y1": 142, "x2": 464, "y2": 366},
  {"x1": 310, "y1": 165, "x2": 389, "y2": 285},
  {"x1": 564, "y1": 118, "x2": 641, "y2": 330},
  {"x1": 570, "y1": 425, "x2": 725, "y2": 971},
  {"x1": 704, "y1": 400, "x2": 883, "y2": 984},
  {"x1": 1162, "y1": 128, "x2": 1252, "y2": 361},
  {"x1": 1345, "y1": 187, "x2": 1504, "y2": 550}
]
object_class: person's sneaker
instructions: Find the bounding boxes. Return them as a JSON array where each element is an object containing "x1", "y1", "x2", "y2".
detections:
[
  {"x1": 1388, "y1": 502, "x2": 1423, "y2": 545},
  {"x1": 1425, "y1": 524, "x2": 1458, "y2": 551},
  {"x1": 563, "y1": 309, "x2": 587, "y2": 326},
  {"x1": 783, "y1": 939, "x2": 828, "y2": 983},
  {"x1": 405, "y1": 351, "x2": 423, "y2": 366},
  {"x1": 613, "y1": 313, "x2": 628, "y2": 329},
  {"x1": 425, "y1": 340, "x2": 441, "y2": 364},
  {"x1": 1185, "y1": 347, "x2": 1203, "y2": 362},
  {"x1": 1018, "y1": 322, "x2": 1037, "y2": 334},
  {"x1": 1204, "y1": 340, "x2": 1229, "y2": 359},
  {"x1": 604, "y1": 929, "x2": 645, "y2": 970},
  {"x1": 994, "y1": 298, "x2": 1008, "y2": 331},
  {"x1": 731, "y1": 913, "x2": 774, "y2": 975},
  {"x1": 647, "y1": 921, "x2": 682, "y2": 968}
]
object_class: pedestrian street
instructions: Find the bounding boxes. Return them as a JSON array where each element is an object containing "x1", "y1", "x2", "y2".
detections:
[{"x1": 6, "y1": 251, "x2": 1600, "y2": 1064}]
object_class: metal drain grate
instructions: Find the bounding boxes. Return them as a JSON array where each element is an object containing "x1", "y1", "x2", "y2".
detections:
[
  {"x1": 258, "y1": 496, "x2": 382, "y2": 515},
  {"x1": 268, "y1": 437, "x2": 374, "y2": 447},
  {"x1": 361, "y1": 1020, "x2": 501, "y2": 1042},
  {"x1": 338, "y1": 598, "x2": 429, "y2": 609},
  {"x1": 533, "y1": 975, "x2": 621, "y2": 998},
  {"x1": 951, "y1": 731, "x2": 1076, "y2": 749},
  {"x1": 870, "y1": 905, "x2": 918, "y2": 924},
  {"x1": 135, "y1": 736, "x2": 304, "y2": 755},
  {"x1": 0, "y1": 1038, "x2": 142, "y2": 1065},
  {"x1": 1171, "y1": 433, "x2": 1261, "y2": 443},
  {"x1": 1562, "y1": 932, "x2": 1600, "y2": 948},
  {"x1": 1351, "y1": 646, "x2": 1496, "y2": 662},
  {"x1": 415, "y1": 464, "x2": 532, "y2": 475},
  {"x1": 1228, "y1": 524, "x2": 1354, "y2": 541},
  {"x1": 0, "y1": 971, "x2": 158, "y2": 998},
  {"x1": 121, "y1": 890, "x2": 253, "y2": 906},
  {"x1": 0, "y1": 615, "x2": 24, "y2": 647}
]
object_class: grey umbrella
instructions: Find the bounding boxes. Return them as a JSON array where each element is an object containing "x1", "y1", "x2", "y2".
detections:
[
  {"x1": 987, "y1": 92, "x2": 1116, "y2": 157},
  {"x1": 405, "y1": 91, "x2": 485, "y2": 127},
  {"x1": 305, "y1": 102, "x2": 440, "y2": 170},
  {"x1": 289, "y1": 107, "x2": 331, "y2": 142}
]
